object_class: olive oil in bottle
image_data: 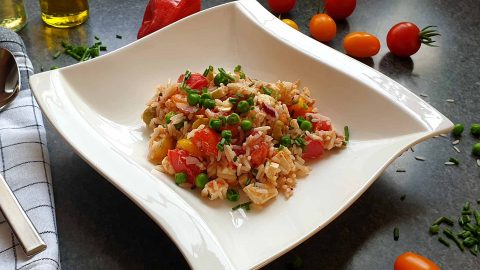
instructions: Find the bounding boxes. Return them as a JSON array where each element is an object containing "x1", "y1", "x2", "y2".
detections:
[
  {"x1": 0, "y1": 0, "x2": 27, "y2": 32},
  {"x1": 39, "y1": 0, "x2": 89, "y2": 28}
]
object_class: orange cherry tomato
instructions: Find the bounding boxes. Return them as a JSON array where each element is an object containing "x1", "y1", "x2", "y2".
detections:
[
  {"x1": 282, "y1": 18, "x2": 299, "y2": 30},
  {"x1": 309, "y1": 13, "x2": 336, "y2": 42},
  {"x1": 343, "y1": 32, "x2": 380, "y2": 58},
  {"x1": 394, "y1": 252, "x2": 440, "y2": 270}
]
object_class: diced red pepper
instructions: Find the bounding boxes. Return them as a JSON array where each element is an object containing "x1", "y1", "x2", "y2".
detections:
[
  {"x1": 313, "y1": 120, "x2": 332, "y2": 131},
  {"x1": 167, "y1": 149, "x2": 202, "y2": 183},
  {"x1": 177, "y1": 73, "x2": 209, "y2": 90},
  {"x1": 250, "y1": 141, "x2": 269, "y2": 167},
  {"x1": 302, "y1": 138, "x2": 324, "y2": 160},
  {"x1": 137, "y1": 0, "x2": 201, "y2": 39},
  {"x1": 191, "y1": 128, "x2": 221, "y2": 156}
]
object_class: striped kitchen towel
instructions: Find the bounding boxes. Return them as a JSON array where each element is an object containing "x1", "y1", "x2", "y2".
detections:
[{"x1": 0, "y1": 28, "x2": 59, "y2": 270}]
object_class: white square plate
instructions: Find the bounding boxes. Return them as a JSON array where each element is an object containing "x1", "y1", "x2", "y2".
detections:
[{"x1": 30, "y1": 1, "x2": 452, "y2": 269}]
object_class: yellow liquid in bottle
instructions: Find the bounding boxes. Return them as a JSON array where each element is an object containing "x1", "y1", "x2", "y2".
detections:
[
  {"x1": 0, "y1": 0, "x2": 27, "y2": 32},
  {"x1": 40, "y1": 0, "x2": 89, "y2": 28}
]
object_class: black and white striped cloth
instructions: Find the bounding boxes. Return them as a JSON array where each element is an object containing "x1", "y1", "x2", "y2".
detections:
[{"x1": 0, "y1": 28, "x2": 59, "y2": 269}]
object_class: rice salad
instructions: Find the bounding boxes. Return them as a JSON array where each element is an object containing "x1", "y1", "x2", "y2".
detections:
[{"x1": 142, "y1": 66, "x2": 346, "y2": 208}]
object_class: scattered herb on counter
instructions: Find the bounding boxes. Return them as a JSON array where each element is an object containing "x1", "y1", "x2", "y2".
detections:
[
  {"x1": 116, "y1": 34, "x2": 122, "y2": 39},
  {"x1": 430, "y1": 201, "x2": 480, "y2": 256},
  {"x1": 61, "y1": 39, "x2": 107, "y2": 62},
  {"x1": 393, "y1": 227, "x2": 400, "y2": 241},
  {"x1": 52, "y1": 51, "x2": 61, "y2": 59},
  {"x1": 449, "y1": 157, "x2": 460, "y2": 165},
  {"x1": 50, "y1": 66, "x2": 59, "y2": 70}
]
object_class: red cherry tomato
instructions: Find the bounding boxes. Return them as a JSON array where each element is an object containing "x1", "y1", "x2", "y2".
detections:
[
  {"x1": 309, "y1": 13, "x2": 336, "y2": 42},
  {"x1": 303, "y1": 138, "x2": 324, "y2": 160},
  {"x1": 394, "y1": 252, "x2": 440, "y2": 270},
  {"x1": 177, "y1": 73, "x2": 209, "y2": 90},
  {"x1": 343, "y1": 32, "x2": 380, "y2": 58},
  {"x1": 250, "y1": 141, "x2": 269, "y2": 167},
  {"x1": 268, "y1": 0, "x2": 296, "y2": 14},
  {"x1": 192, "y1": 128, "x2": 221, "y2": 156},
  {"x1": 325, "y1": 0, "x2": 356, "y2": 20},
  {"x1": 387, "y1": 22, "x2": 440, "y2": 57},
  {"x1": 167, "y1": 149, "x2": 202, "y2": 183}
]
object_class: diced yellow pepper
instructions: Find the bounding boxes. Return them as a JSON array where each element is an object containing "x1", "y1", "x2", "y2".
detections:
[
  {"x1": 149, "y1": 135, "x2": 174, "y2": 164},
  {"x1": 288, "y1": 97, "x2": 312, "y2": 118},
  {"x1": 176, "y1": 138, "x2": 202, "y2": 157},
  {"x1": 192, "y1": 117, "x2": 210, "y2": 129},
  {"x1": 272, "y1": 120, "x2": 284, "y2": 140}
]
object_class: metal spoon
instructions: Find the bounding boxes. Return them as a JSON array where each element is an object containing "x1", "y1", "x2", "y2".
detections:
[
  {"x1": 0, "y1": 48, "x2": 47, "y2": 256},
  {"x1": 0, "y1": 48, "x2": 20, "y2": 110}
]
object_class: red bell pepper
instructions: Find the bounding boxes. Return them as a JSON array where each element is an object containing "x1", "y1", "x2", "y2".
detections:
[{"x1": 137, "y1": 0, "x2": 201, "y2": 39}]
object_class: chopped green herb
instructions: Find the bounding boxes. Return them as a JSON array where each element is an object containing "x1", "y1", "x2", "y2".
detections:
[
  {"x1": 463, "y1": 237, "x2": 478, "y2": 248},
  {"x1": 203, "y1": 65, "x2": 213, "y2": 77},
  {"x1": 261, "y1": 86, "x2": 273, "y2": 96},
  {"x1": 229, "y1": 97, "x2": 239, "y2": 104},
  {"x1": 470, "y1": 244, "x2": 479, "y2": 256},
  {"x1": 52, "y1": 51, "x2": 61, "y2": 59},
  {"x1": 443, "y1": 228, "x2": 464, "y2": 252},
  {"x1": 400, "y1": 194, "x2": 406, "y2": 201},
  {"x1": 449, "y1": 157, "x2": 460, "y2": 165},
  {"x1": 165, "y1": 112, "x2": 175, "y2": 124},
  {"x1": 433, "y1": 216, "x2": 454, "y2": 226},
  {"x1": 99, "y1": 46, "x2": 107, "y2": 51},
  {"x1": 226, "y1": 188, "x2": 240, "y2": 202},
  {"x1": 464, "y1": 201, "x2": 471, "y2": 211},
  {"x1": 116, "y1": 34, "x2": 122, "y2": 39},
  {"x1": 429, "y1": 224, "x2": 440, "y2": 235},
  {"x1": 344, "y1": 126, "x2": 350, "y2": 143},
  {"x1": 294, "y1": 137, "x2": 306, "y2": 149},
  {"x1": 50, "y1": 66, "x2": 59, "y2": 70},
  {"x1": 232, "y1": 201, "x2": 252, "y2": 211},
  {"x1": 252, "y1": 168, "x2": 258, "y2": 175},
  {"x1": 233, "y1": 156, "x2": 238, "y2": 162},
  {"x1": 393, "y1": 227, "x2": 399, "y2": 241},
  {"x1": 248, "y1": 82, "x2": 255, "y2": 87},
  {"x1": 245, "y1": 178, "x2": 252, "y2": 186},
  {"x1": 214, "y1": 67, "x2": 235, "y2": 86},
  {"x1": 438, "y1": 237, "x2": 451, "y2": 247},
  {"x1": 94, "y1": 36, "x2": 100, "y2": 40}
]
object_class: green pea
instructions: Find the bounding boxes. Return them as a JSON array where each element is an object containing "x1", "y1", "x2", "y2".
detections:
[
  {"x1": 175, "y1": 172, "x2": 187, "y2": 185},
  {"x1": 203, "y1": 99, "x2": 216, "y2": 109},
  {"x1": 452, "y1": 123, "x2": 464, "y2": 136},
  {"x1": 221, "y1": 130, "x2": 232, "y2": 139},
  {"x1": 187, "y1": 93, "x2": 200, "y2": 106},
  {"x1": 209, "y1": 119, "x2": 221, "y2": 130},
  {"x1": 219, "y1": 116, "x2": 227, "y2": 124},
  {"x1": 300, "y1": 120, "x2": 313, "y2": 131},
  {"x1": 165, "y1": 112, "x2": 175, "y2": 124},
  {"x1": 280, "y1": 135, "x2": 291, "y2": 147},
  {"x1": 471, "y1": 124, "x2": 480, "y2": 137},
  {"x1": 237, "y1": 100, "x2": 250, "y2": 113},
  {"x1": 241, "y1": 119, "x2": 253, "y2": 131},
  {"x1": 226, "y1": 188, "x2": 240, "y2": 202},
  {"x1": 473, "y1": 143, "x2": 480, "y2": 156},
  {"x1": 227, "y1": 113, "x2": 240, "y2": 125},
  {"x1": 195, "y1": 173, "x2": 209, "y2": 188}
]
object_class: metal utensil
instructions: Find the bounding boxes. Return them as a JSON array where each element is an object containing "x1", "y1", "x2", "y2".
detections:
[
  {"x1": 0, "y1": 48, "x2": 47, "y2": 256},
  {"x1": 0, "y1": 48, "x2": 20, "y2": 110}
]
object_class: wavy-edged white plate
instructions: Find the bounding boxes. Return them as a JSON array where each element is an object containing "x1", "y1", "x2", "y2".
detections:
[{"x1": 30, "y1": 0, "x2": 452, "y2": 269}]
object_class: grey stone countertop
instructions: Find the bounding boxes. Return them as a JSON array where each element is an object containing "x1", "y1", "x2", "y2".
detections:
[{"x1": 18, "y1": 0, "x2": 479, "y2": 269}]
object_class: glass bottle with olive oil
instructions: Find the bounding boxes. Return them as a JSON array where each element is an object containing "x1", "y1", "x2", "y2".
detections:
[
  {"x1": 39, "y1": 0, "x2": 89, "y2": 28},
  {"x1": 0, "y1": 0, "x2": 27, "y2": 31}
]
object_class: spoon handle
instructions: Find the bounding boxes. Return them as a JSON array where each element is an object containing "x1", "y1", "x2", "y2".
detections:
[{"x1": 0, "y1": 174, "x2": 46, "y2": 256}]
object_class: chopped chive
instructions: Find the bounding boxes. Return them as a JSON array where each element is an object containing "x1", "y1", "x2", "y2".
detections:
[
  {"x1": 438, "y1": 237, "x2": 451, "y2": 247},
  {"x1": 100, "y1": 46, "x2": 107, "y2": 51},
  {"x1": 458, "y1": 230, "x2": 472, "y2": 239},
  {"x1": 94, "y1": 36, "x2": 100, "y2": 40},
  {"x1": 232, "y1": 201, "x2": 252, "y2": 211},
  {"x1": 226, "y1": 188, "x2": 240, "y2": 202},
  {"x1": 344, "y1": 126, "x2": 349, "y2": 142},
  {"x1": 471, "y1": 245, "x2": 479, "y2": 256},
  {"x1": 449, "y1": 157, "x2": 460, "y2": 165},
  {"x1": 433, "y1": 216, "x2": 454, "y2": 226},
  {"x1": 116, "y1": 34, "x2": 122, "y2": 39},
  {"x1": 50, "y1": 66, "x2": 59, "y2": 70},
  {"x1": 245, "y1": 178, "x2": 251, "y2": 186},
  {"x1": 462, "y1": 210, "x2": 472, "y2": 215},
  {"x1": 429, "y1": 224, "x2": 440, "y2": 235},
  {"x1": 474, "y1": 210, "x2": 480, "y2": 225},
  {"x1": 443, "y1": 228, "x2": 465, "y2": 252},
  {"x1": 463, "y1": 201, "x2": 471, "y2": 211},
  {"x1": 248, "y1": 82, "x2": 255, "y2": 87},
  {"x1": 463, "y1": 237, "x2": 478, "y2": 248},
  {"x1": 393, "y1": 227, "x2": 399, "y2": 241},
  {"x1": 52, "y1": 51, "x2": 61, "y2": 59}
]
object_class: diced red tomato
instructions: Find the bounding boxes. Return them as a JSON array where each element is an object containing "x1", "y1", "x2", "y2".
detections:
[
  {"x1": 167, "y1": 149, "x2": 201, "y2": 183},
  {"x1": 191, "y1": 128, "x2": 221, "y2": 156},
  {"x1": 250, "y1": 141, "x2": 269, "y2": 167},
  {"x1": 313, "y1": 120, "x2": 332, "y2": 131},
  {"x1": 303, "y1": 138, "x2": 324, "y2": 160},
  {"x1": 177, "y1": 73, "x2": 209, "y2": 90}
]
